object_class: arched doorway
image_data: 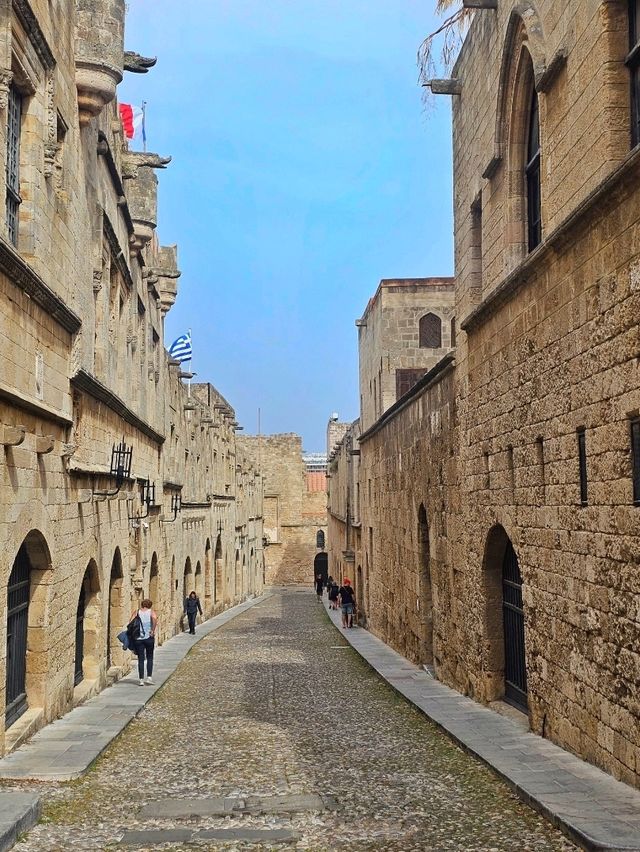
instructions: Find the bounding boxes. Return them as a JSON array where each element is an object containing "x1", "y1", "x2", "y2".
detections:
[
  {"x1": 214, "y1": 536, "x2": 223, "y2": 604},
  {"x1": 6, "y1": 531, "x2": 52, "y2": 727},
  {"x1": 6, "y1": 545, "x2": 30, "y2": 726},
  {"x1": 74, "y1": 561, "x2": 101, "y2": 687},
  {"x1": 107, "y1": 549, "x2": 125, "y2": 669},
  {"x1": 234, "y1": 551, "x2": 240, "y2": 599},
  {"x1": 483, "y1": 525, "x2": 528, "y2": 711},
  {"x1": 204, "y1": 539, "x2": 212, "y2": 611},
  {"x1": 195, "y1": 560, "x2": 203, "y2": 601},
  {"x1": 183, "y1": 557, "x2": 193, "y2": 601},
  {"x1": 149, "y1": 553, "x2": 159, "y2": 611},
  {"x1": 313, "y1": 552, "x2": 328, "y2": 584},
  {"x1": 418, "y1": 504, "x2": 433, "y2": 666}
]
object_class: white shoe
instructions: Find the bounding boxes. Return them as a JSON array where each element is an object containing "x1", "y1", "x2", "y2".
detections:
[
  {"x1": 145, "y1": 677, "x2": 154, "y2": 685},
  {"x1": 139, "y1": 679, "x2": 144, "y2": 686}
]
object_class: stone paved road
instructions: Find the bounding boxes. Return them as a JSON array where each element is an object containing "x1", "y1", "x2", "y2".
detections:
[{"x1": 13, "y1": 589, "x2": 576, "y2": 851}]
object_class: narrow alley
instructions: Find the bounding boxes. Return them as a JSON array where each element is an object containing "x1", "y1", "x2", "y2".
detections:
[{"x1": 12, "y1": 589, "x2": 574, "y2": 851}]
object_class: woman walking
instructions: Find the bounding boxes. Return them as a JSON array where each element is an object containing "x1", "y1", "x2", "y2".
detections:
[
  {"x1": 184, "y1": 590, "x2": 203, "y2": 634},
  {"x1": 130, "y1": 598, "x2": 157, "y2": 686}
]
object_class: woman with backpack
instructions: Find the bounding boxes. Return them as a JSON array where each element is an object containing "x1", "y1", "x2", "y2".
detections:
[{"x1": 128, "y1": 598, "x2": 158, "y2": 686}]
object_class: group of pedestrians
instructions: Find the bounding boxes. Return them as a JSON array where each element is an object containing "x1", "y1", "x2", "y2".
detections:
[
  {"x1": 315, "y1": 573, "x2": 357, "y2": 629},
  {"x1": 123, "y1": 590, "x2": 205, "y2": 686}
]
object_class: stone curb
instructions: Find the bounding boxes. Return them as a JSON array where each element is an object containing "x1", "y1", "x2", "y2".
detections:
[
  {"x1": 0, "y1": 593, "x2": 272, "y2": 784},
  {"x1": 0, "y1": 793, "x2": 40, "y2": 852},
  {"x1": 323, "y1": 600, "x2": 640, "y2": 852}
]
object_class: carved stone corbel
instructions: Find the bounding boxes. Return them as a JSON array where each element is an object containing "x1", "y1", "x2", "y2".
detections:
[
  {"x1": 0, "y1": 69, "x2": 13, "y2": 110},
  {"x1": 35, "y1": 436, "x2": 55, "y2": 454},
  {"x1": 2, "y1": 425, "x2": 26, "y2": 446}
]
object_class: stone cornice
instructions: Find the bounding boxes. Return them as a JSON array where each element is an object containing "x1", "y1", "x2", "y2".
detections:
[
  {"x1": 0, "y1": 379, "x2": 72, "y2": 426},
  {"x1": 359, "y1": 354, "x2": 456, "y2": 445},
  {"x1": 463, "y1": 145, "x2": 640, "y2": 334},
  {"x1": 71, "y1": 368, "x2": 164, "y2": 444},
  {"x1": 97, "y1": 132, "x2": 134, "y2": 236},
  {"x1": 0, "y1": 237, "x2": 81, "y2": 333},
  {"x1": 13, "y1": 0, "x2": 56, "y2": 70},
  {"x1": 102, "y1": 211, "x2": 134, "y2": 291}
]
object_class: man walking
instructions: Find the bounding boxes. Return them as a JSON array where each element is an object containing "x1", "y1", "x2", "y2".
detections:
[{"x1": 338, "y1": 578, "x2": 355, "y2": 629}]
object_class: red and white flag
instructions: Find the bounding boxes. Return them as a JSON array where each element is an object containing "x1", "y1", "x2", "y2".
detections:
[{"x1": 119, "y1": 103, "x2": 144, "y2": 140}]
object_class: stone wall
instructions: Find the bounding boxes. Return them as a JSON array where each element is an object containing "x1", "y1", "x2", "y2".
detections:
[
  {"x1": 357, "y1": 278, "x2": 455, "y2": 432},
  {"x1": 0, "y1": 1, "x2": 263, "y2": 754},
  {"x1": 239, "y1": 434, "x2": 327, "y2": 586}
]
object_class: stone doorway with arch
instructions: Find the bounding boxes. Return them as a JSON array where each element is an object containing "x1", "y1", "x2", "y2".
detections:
[
  {"x1": 195, "y1": 560, "x2": 204, "y2": 602},
  {"x1": 183, "y1": 557, "x2": 193, "y2": 602},
  {"x1": 74, "y1": 560, "x2": 101, "y2": 691},
  {"x1": 482, "y1": 525, "x2": 528, "y2": 713},
  {"x1": 204, "y1": 539, "x2": 212, "y2": 612},
  {"x1": 417, "y1": 504, "x2": 434, "y2": 667},
  {"x1": 148, "y1": 553, "x2": 160, "y2": 641},
  {"x1": 313, "y1": 552, "x2": 328, "y2": 585},
  {"x1": 214, "y1": 536, "x2": 223, "y2": 605},
  {"x1": 5, "y1": 531, "x2": 53, "y2": 730},
  {"x1": 234, "y1": 551, "x2": 241, "y2": 600},
  {"x1": 106, "y1": 549, "x2": 126, "y2": 671}
]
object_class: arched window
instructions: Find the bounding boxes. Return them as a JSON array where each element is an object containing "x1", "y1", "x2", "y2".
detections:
[
  {"x1": 630, "y1": 0, "x2": 640, "y2": 146},
  {"x1": 419, "y1": 313, "x2": 442, "y2": 348},
  {"x1": 316, "y1": 530, "x2": 325, "y2": 549},
  {"x1": 526, "y1": 89, "x2": 541, "y2": 251}
]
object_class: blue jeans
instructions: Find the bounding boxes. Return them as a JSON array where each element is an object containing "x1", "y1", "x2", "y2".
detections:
[
  {"x1": 135, "y1": 636, "x2": 155, "y2": 678},
  {"x1": 187, "y1": 611, "x2": 197, "y2": 633}
]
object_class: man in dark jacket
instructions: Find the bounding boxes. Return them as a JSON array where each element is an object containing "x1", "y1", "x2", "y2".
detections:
[
  {"x1": 338, "y1": 578, "x2": 355, "y2": 629},
  {"x1": 184, "y1": 590, "x2": 203, "y2": 634}
]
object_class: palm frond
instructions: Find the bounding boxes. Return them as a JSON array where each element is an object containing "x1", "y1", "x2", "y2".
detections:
[{"x1": 418, "y1": 5, "x2": 473, "y2": 107}]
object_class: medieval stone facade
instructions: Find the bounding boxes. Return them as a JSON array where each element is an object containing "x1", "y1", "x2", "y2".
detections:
[
  {"x1": 0, "y1": 1, "x2": 263, "y2": 754},
  {"x1": 239, "y1": 434, "x2": 327, "y2": 586},
  {"x1": 329, "y1": 0, "x2": 640, "y2": 790}
]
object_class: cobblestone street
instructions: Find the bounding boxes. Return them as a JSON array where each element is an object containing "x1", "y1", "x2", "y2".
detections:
[{"x1": 13, "y1": 589, "x2": 575, "y2": 851}]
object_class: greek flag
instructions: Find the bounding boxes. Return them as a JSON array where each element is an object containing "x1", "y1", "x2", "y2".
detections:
[{"x1": 168, "y1": 331, "x2": 192, "y2": 363}]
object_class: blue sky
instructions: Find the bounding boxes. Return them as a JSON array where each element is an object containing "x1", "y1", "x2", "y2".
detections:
[{"x1": 120, "y1": 1, "x2": 454, "y2": 451}]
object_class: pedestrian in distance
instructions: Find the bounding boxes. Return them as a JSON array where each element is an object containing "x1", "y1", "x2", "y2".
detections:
[
  {"x1": 338, "y1": 578, "x2": 356, "y2": 628},
  {"x1": 128, "y1": 598, "x2": 158, "y2": 686},
  {"x1": 315, "y1": 573, "x2": 324, "y2": 602},
  {"x1": 328, "y1": 580, "x2": 339, "y2": 610},
  {"x1": 184, "y1": 590, "x2": 203, "y2": 634}
]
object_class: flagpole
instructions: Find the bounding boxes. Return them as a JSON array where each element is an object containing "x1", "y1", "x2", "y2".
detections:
[
  {"x1": 187, "y1": 328, "x2": 192, "y2": 397},
  {"x1": 142, "y1": 101, "x2": 147, "y2": 153}
]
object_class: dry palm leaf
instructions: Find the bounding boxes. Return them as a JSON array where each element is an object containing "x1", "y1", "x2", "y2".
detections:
[{"x1": 418, "y1": 4, "x2": 474, "y2": 105}]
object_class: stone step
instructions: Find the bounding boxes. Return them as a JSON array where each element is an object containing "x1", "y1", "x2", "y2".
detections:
[
  {"x1": 119, "y1": 827, "x2": 299, "y2": 846},
  {"x1": 139, "y1": 793, "x2": 336, "y2": 819}
]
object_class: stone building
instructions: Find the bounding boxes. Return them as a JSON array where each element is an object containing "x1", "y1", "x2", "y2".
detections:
[
  {"x1": 357, "y1": 277, "x2": 455, "y2": 432},
  {"x1": 329, "y1": 0, "x2": 640, "y2": 790},
  {"x1": 0, "y1": 0, "x2": 263, "y2": 755},
  {"x1": 240, "y1": 434, "x2": 327, "y2": 585}
]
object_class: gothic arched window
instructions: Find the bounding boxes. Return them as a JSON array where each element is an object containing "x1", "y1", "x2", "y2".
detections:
[
  {"x1": 419, "y1": 313, "x2": 442, "y2": 348},
  {"x1": 526, "y1": 89, "x2": 541, "y2": 251}
]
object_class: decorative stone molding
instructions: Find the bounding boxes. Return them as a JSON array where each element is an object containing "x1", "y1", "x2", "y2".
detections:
[
  {"x1": 44, "y1": 73, "x2": 56, "y2": 178},
  {"x1": 2, "y1": 425, "x2": 26, "y2": 446},
  {"x1": 13, "y1": 0, "x2": 56, "y2": 69},
  {"x1": 536, "y1": 48, "x2": 568, "y2": 94},
  {"x1": 71, "y1": 368, "x2": 165, "y2": 444},
  {"x1": 75, "y1": 60, "x2": 122, "y2": 126},
  {"x1": 152, "y1": 245, "x2": 181, "y2": 315},
  {"x1": 0, "y1": 237, "x2": 81, "y2": 333},
  {"x1": 0, "y1": 70, "x2": 13, "y2": 110},
  {"x1": 35, "y1": 436, "x2": 55, "y2": 455}
]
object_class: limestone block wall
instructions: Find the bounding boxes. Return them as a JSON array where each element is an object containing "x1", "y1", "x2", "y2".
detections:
[
  {"x1": 239, "y1": 434, "x2": 327, "y2": 585},
  {"x1": 0, "y1": 0, "x2": 264, "y2": 755},
  {"x1": 358, "y1": 362, "x2": 459, "y2": 672},
  {"x1": 450, "y1": 0, "x2": 640, "y2": 787},
  {"x1": 357, "y1": 279, "x2": 455, "y2": 433}
]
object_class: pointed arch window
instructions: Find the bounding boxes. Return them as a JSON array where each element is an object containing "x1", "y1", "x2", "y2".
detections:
[
  {"x1": 419, "y1": 312, "x2": 442, "y2": 348},
  {"x1": 629, "y1": 0, "x2": 640, "y2": 146},
  {"x1": 526, "y1": 89, "x2": 541, "y2": 252}
]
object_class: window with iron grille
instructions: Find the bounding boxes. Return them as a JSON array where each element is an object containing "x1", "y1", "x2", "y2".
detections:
[
  {"x1": 526, "y1": 89, "x2": 541, "y2": 251},
  {"x1": 629, "y1": 0, "x2": 640, "y2": 146},
  {"x1": 631, "y1": 418, "x2": 640, "y2": 505},
  {"x1": 419, "y1": 312, "x2": 442, "y2": 348},
  {"x1": 6, "y1": 85, "x2": 22, "y2": 246},
  {"x1": 577, "y1": 427, "x2": 588, "y2": 506}
]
